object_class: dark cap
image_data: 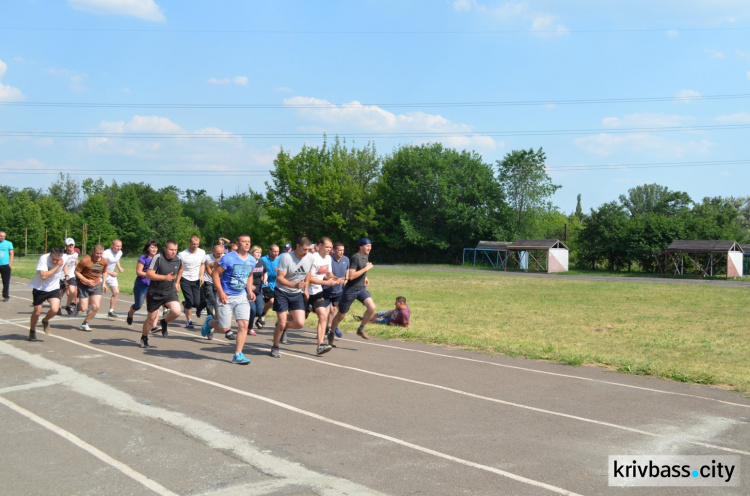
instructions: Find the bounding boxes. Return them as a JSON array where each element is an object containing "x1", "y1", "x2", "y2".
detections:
[
  {"x1": 284, "y1": 243, "x2": 292, "y2": 250},
  {"x1": 358, "y1": 237, "x2": 372, "y2": 246}
]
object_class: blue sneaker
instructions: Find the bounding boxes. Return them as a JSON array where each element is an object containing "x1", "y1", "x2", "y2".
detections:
[
  {"x1": 335, "y1": 327, "x2": 343, "y2": 338},
  {"x1": 232, "y1": 352, "x2": 250, "y2": 364},
  {"x1": 201, "y1": 316, "x2": 213, "y2": 337}
]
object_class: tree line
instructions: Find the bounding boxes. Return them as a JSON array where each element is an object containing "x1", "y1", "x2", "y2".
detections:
[{"x1": 1, "y1": 137, "x2": 749, "y2": 271}]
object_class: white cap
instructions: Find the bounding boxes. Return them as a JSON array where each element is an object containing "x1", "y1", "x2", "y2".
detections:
[{"x1": 65, "y1": 238, "x2": 75, "y2": 246}]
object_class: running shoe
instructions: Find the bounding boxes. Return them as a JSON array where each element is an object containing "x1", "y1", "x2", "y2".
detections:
[
  {"x1": 256, "y1": 316, "x2": 265, "y2": 328},
  {"x1": 185, "y1": 320, "x2": 194, "y2": 329},
  {"x1": 28, "y1": 329, "x2": 38, "y2": 341},
  {"x1": 280, "y1": 331, "x2": 288, "y2": 345},
  {"x1": 196, "y1": 307, "x2": 202, "y2": 318},
  {"x1": 232, "y1": 352, "x2": 251, "y2": 364},
  {"x1": 81, "y1": 322, "x2": 92, "y2": 332},
  {"x1": 57, "y1": 307, "x2": 62, "y2": 316},
  {"x1": 352, "y1": 315, "x2": 363, "y2": 322},
  {"x1": 108, "y1": 310, "x2": 118, "y2": 318},
  {"x1": 42, "y1": 319, "x2": 50, "y2": 335},
  {"x1": 225, "y1": 331, "x2": 237, "y2": 340},
  {"x1": 248, "y1": 329, "x2": 257, "y2": 336},
  {"x1": 150, "y1": 327, "x2": 160, "y2": 334},
  {"x1": 73, "y1": 304, "x2": 80, "y2": 316},
  {"x1": 327, "y1": 330, "x2": 335, "y2": 347},
  {"x1": 357, "y1": 328, "x2": 370, "y2": 340},
  {"x1": 140, "y1": 336, "x2": 149, "y2": 348},
  {"x1": 201, "y1": 316, "x2": 213, "y2": 337},
  {"x1": 316, "y1": 344, "x2": 332, "y2": 356},
  {"x1": 126, "y1": 313, "x2": 133, "y2": 326},
  {"x1": 335, "y1": 327, "x2": 343, "y2": 338},
  {"x1": 65, "y1": 305, "x2": 73, "y2": 315},
  {"x1": 160, "y1": 318, "x2": 168, "y2": 337},
  {"x1": 269, "y1": 346, "x2": 280, "y2": 358}
]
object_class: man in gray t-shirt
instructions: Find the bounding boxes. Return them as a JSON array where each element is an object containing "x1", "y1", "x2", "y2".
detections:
[
  {"x1": 330, "y1": 237, "x2": 377, "y2": 340},
  {"x1": 269, "y1": 237, "x2": 315, "y2": 358}
]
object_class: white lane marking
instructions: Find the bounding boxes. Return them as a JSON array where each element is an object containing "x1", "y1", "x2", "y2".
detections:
[
  {"x1": 9, "y1": 284, "x2": 750, "y2": 410},
  {"x1": 0, "y1": 394, "x2": 179, "y2": 496},
  {"x1": 0, "y1": 326, "x2": 583, "y2": 496},
  {"x1": 0, "y1": 375, "x2": 65, "y2": 394},
  {"x1": 198, "y1": 479, "x2": 299, "y2": 495}
]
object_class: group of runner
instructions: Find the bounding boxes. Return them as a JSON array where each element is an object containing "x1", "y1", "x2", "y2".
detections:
[{"x1": 23, "y1": 233, "x2": 408, "y2": 365}]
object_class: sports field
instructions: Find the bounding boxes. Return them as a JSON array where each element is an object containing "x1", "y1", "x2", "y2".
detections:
[{"x1": 10, "y1": 257, "x2": 750, "y2": 394}]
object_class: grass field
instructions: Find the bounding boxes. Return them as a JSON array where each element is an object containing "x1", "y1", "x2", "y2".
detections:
[{"x1": 10, "y1": 257, "x2": 750, "y2": 395}]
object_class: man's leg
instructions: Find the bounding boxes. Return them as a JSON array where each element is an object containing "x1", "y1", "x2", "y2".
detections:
[
  {"x1": 84, "y1": 295, "x2": 102, "y2": 324},
  {"x1": 355, "y1": 297, "x2": 377, "y2": 339},
  {"x1": 314, "y1": 305, "x2": 329, "y2": 346},
  {"x1": 272, "y1": 311, "x2": 288, "y2": 347},
  {"x1": 0, "y1": 265, "x2": 11, "y2": 299},
  {"x1": 108, "y1": 283, "x2": 120, "y2": 313},
  {"x1": 233, "y1": 319, "x2": 250, "y2": 362}
]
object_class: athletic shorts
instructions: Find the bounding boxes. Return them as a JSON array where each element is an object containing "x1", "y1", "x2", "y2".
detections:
[
  {"x1": 308, "y1": 291, "x2": 330, "y2": 309},
  {"x1": 78, "y1": 283, "x2": 103, "y2": 299},
  {"x1": 66, "y1": 276, "x2": 77, "y2": 287},
  {"x1": 146, "y1": 293, "x2": 179, "y2": 313},
  {"x1": 323, "y1": 289, "x2": 342, "y2": 305},
  {"x1": 32, "y1": 289, "x2": 60, "y2": 306},
  {"x1": 105, "y1": 275, "x2": 119, "y2": 288},
  {"x1": 217, "y1": 293, "x2": 250, "y2": 329},
  {"x1": 262, "y1": 286, "x2": 274, "y2": 303},
  {"x1": 180, "y1": 278, "x2": 201, "y2": 309},
  {"x1": 338, "y1": 286, "x2": 371, "y2": 314},
  {"x1": 273, "y1": 289, "x2": 306, "y2": 312}
]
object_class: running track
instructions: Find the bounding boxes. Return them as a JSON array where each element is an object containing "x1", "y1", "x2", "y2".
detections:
[{"x1": 1, "y1": 277, "x2": 748, "y2": 495}]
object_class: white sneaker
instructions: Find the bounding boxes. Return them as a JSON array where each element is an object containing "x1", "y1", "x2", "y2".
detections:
[{"x1": 81, "y1": 322, "x2": 92, "y2": 332}]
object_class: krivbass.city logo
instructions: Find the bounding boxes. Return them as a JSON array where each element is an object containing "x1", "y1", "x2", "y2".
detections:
[{"x1": 609, "y1": 455, "x2": 740, "y2": 487}]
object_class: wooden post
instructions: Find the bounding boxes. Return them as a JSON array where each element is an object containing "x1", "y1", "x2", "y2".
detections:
[
  {"x1": 82, "y1": 224, "x2": 87, "y2": 254},
  {"x1": 24, "y1": 228, "x2": 28, "y2": 256},
  {"x1": 44, "y1": 228, "x2": 48, "y2": 253}
]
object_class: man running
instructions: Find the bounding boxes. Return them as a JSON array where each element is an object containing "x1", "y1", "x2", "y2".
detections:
[
  {"x1": 198, "y1": 243, "x2": 223, "y2": 319},
  {"x1": 0, "y1": 231, "x2": 14, "y2": 302},
  {"x1": 28, "y1": 247, "x2": 65, "y2": 341},
  {"x1": 257, "y1": 243, "x2": 280, "y2": 328},
  {"x1": 102, "y1": 239, "x2": 124, "y2": 317},
  {"x1": 324, "y1": 241, "x2": 349, "y2": 346},
  {"x1": 61, "y1": 238, "x2": 79, "y2": 315},
  {"x1": 178, "y1": 235, "x2": 206, "y2": 329},
  {"x1": 140, "y1": 240, "x2": 183, "y2": 348},
  {"x1": 329, "y1": 238, "x2": 376, "y2": 340},
  {"x1": 201, "y1": 234, "x2": 256, "y2": 364},
  {"x1": 269, "y1": 237, "x2": 314, "y2": 358},
  {"x1": 75, "y1": 244, "x2": 107, "y2": 332},
  {"x1": 305, "y1": 237, "x2": 343, "y2": 355}
]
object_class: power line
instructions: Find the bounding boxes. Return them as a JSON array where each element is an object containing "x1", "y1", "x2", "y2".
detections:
[{"x1": 3, "y1": 93, "x2": 749, "y2": 109}]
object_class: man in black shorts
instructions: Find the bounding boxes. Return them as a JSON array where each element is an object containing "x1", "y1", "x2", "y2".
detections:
[
  {"x1": 140, "y1": 240, "x2": 183, "y2": 348},
  {"x1": 329, "y1": 237, "x2": 376, "y2": 339},
  {"x1": 28, "y1": 247, "x2": 66, "y2": 341}
]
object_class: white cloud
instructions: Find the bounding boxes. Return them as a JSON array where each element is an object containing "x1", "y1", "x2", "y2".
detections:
[
  {"x1": 68, "y1": 0, "x2": 165, "y2": 22},
  {"x1": 453, "y1": 1, "x2": 567, "y2": 37},
  {"x1": 574, "y1": 133, "x2": 715, "y2": 158},
  {"x1": 666, "y1": 29, "x2": 680, "y2": 37},
  {"x1": 715, "y1": 112, "x2": 750, "y2": 123},
  {"x1": 0, "y1": 59, "x2": 25, "y2": 102},
  {"x1": 705, "y1": 49, "x2": 725, "y2": 59},
  {"x1": 601, "y1": 113, "x2": 695, "y2": 128},
  {"x1": 45, "y1": 67, "x2": 88, "y2": 91},
  {"x1": 284, "y1": 96, "x2": 501, "y2": 151},
  {"x1": 674, "y1": 89, "x2": 702, "y2": 104},
  {"x1": 208, "y1": 76, "x2": 248, "y2": 86},
  {"x1": 274, "y1": 86, "x2": 294, "y2": 93}
]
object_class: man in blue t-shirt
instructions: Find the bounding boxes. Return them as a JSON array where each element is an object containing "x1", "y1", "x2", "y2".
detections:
[
  {"x1": 201, "y1": 234, "x2": 256, "y2": 365},
  {"x1": 257, "y1": 243, "x2": 280, "y2": 328},
  {"x1": 0, "y1": 231, "x2": 14, "y2": 302}
]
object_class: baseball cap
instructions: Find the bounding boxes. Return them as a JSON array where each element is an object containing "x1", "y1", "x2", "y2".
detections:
[
  {"x1": 358, "y1": 237, "x2": 372, "y2": 246},
  {"x1": 65, "y1": 238, "x2": 75, "y2": 246},
  {"x1": 284, "y1": 243, "x2": 292, "y2": 250}
]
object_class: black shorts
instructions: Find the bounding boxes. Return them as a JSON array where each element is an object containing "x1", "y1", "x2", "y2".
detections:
[
  {"x1": 338, "y1": 286, "x2": 371, "y2": 314},
  {"x1": 323, "y1": 289, "x2": 342, "y2": 305},
  {"x1": 32, "y1": 289, "x2": 60, "y2": 306},
  {"x1": 78, "y1": 283, "x2": 103, "y2": 299},
  {"x1": 147, "y1": 293, "x2": 179, "y2": 313},
  {"x1": 273, "y1": 289, "x2": 306, "y2": 312},
  {"x1": 262, "y1": 286, "x2": 274, "y2": 303},
  {"x1": 308, "y1": 291, "x2": 330, "y2": 309},
  {"x1": 66, "y1": 277, "x2": 77, "y2": 287},
  {"x1": 180, "y1": 279, "x2": 201, "y2": 309}
]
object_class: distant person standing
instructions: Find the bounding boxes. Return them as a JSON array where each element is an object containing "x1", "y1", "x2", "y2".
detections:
[
  {"x1": 0, "y1": 231, "x2": 14, "y2": 302},
  {"x1": 102, "y1": 239, "x2": 124, "y2": 317},
  {"x1": 329, "y1": 238, "x2": 376, "y2": 340},
  {"x1": 28, "y1": 247, "x2": 65, "y2": 341},
  {"x1": 75, "y1": 244, "x2": 107, "y2": 332},
  {"x1": 178, "y1": 235, "x2": 206, "y2": 329},
  {"x1": 61, "y1": 238, "x2": 79, "y2": 314},
  {"x1": 140, "y1": 240, "x2": 183, "y2": 348}
]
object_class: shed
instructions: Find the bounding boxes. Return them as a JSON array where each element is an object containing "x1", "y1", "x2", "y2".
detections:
[
  {"x1": 506, "y1": 239, "x2": 569, "y2": 273},
  {"x1": 462, "y1": 241, "x2": 511, "y2": 268},
  {"x1": 659, "y1": 240, "x2": 743, "y2": 278}
]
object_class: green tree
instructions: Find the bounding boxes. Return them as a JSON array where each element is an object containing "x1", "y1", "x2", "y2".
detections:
[
  {"x1": 685, "y1": 197, "x2": 742, "y2": 240},
  {"x1": 496, "y1": 147, "x2": 560, "y2": 237},
  {"x1": 48, "y1": 173, "x2": 82, "y2": 212},
  {"x1": 376, "y1": 143, "x2": 507, "y2": 262},
  {"x1": 81, "y1": 193, "x2": 117, "y2": 246},
  {"x1": 148, "y1": 188, "x2": 197, "y2": 247},
  {"x1": 266, "y1": 137, "x2": 380, "y2": 245},
  {"x1": 574, "y1": 194, "x2": 583, "y2": 220},
  {"x1": 577, "y1": 201, "x2": 630, "y2": 270},
  {"x1": 7, "y1": 191, "x2": 45, "y2": 254},
  {"x1": 38, "y1": 195, "x2": 73, "y2": 248},
  {"x1": 110, "y1": 184, "x2": 152, "y2": 252},
  {"x1": 618, "y1": 183, "x2": 692, "y2": 217}
]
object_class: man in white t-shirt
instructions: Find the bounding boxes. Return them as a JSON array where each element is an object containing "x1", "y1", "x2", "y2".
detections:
[
  {"x1": 102, "y1": 239, "x2": 124, "y2": 318},
  {"x1": 61, "y1": 238, "x2": 79, "y2": 315},
  {"x1": 178, "y1": 235, "x2": 206, "y2": 329},
  {"x1": 28, "y1": 247, "x2": 66, "y2": 341},
  {"x1": 305, "y1": 237, "x2": 344, "y2": 356}
]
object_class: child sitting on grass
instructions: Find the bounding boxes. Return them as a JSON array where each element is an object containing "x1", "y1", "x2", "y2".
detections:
[{"x1": 353, "y1": 296, "x2": 410, "y2": 327}]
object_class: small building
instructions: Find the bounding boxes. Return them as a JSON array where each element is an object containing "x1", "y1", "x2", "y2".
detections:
[
  {"x1": 660, "y1": 240, "x2": 743, "y2": 278},
  {"x1": 462, "y1": 241, "x2": 511, "y2": 268},
  {"x1": 506, "y1": 239, "x2": 569, "y2": 273}
]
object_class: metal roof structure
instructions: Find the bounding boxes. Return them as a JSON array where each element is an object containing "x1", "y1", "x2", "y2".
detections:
[
  {"x1": 507, "y1": 239, "x2": 568, "y2": 251},
  {"x1": 655, "y1": 240, "x2": 743, "y2": 278},
  {"x1": 666, "y1": 240, "x2": 743, "y2": 253},
  {"x1": 475, "y1": 241, "x2": 512, "y2": 251}
]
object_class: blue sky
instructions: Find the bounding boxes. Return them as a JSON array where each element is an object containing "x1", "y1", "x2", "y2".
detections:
[{"x1": 1, "y1": 0, "x2": 750, "y2": 214}]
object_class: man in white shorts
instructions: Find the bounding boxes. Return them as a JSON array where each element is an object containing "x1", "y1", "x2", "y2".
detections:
[
  {"x1": 61, "y1": 238, "x2": 79, "y2": 315},
  {"x1": 102, "y1": 239, "x2": 124, "y2": 317},
  {"x1": 28, "y1": 247, "x2": 66, "y2": 341},
  {"x1": 201, "y1": 234, "x2": 256, "y2": 364}
]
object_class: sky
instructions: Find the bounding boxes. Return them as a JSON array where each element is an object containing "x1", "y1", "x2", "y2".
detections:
[{"x1": 1, "y1": 0, "x2": 750, "y2": 214}]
